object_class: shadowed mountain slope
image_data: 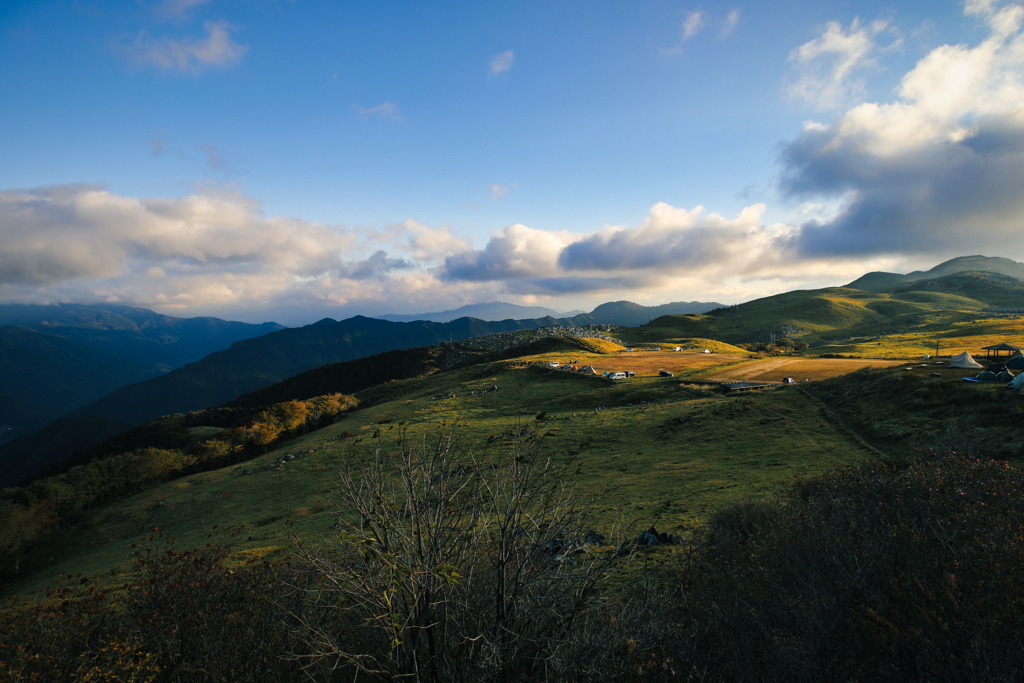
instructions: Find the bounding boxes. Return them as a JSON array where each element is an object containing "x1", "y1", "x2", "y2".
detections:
[
  {"x1": 0, "y1": 304, "x2": 284, "y2": 440},
  {"x1": 63, "y1": 315, "x2": 576, "y2": 425},
  {"x1": 0, "y1": 415, "x2": 130, "y2": 489}
]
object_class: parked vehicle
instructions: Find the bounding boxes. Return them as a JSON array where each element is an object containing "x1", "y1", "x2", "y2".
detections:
[{"x1": 659, "y1": 370, "x2": 673, "y2": 377}]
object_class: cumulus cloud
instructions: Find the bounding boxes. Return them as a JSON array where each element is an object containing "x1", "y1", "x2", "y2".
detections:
[
  {"x1": 780, "y1": 0, "x2": 1024, "y2": 261},
  {"x1": 444, "y1": 224, "x2": 574, "y2": 283},
  {"x1": 0, "y1": 185, "x2": 524, "y2": 324},
  {"x1": 0, "y1": 184, "x2": 356, "y2": 286},
  {"x1": 786, "y1": 18, "x2": 899, "y2": 110},
  {"x1": 440, "y1": 202, "x2": 798, "y2": 297},
  {"x1": 489, "y1": 50, "x2": 514, "y2": 75},
  {"x1": 125, "y1": 21, "x2": 247, "y2": 75},
  {"x1": 341, "y1": 250, "x2": 414, "y2": 280},
  {"x1": 559, "y1": 203, "x2": 772, "y2": 272},
  {"x1": 371, "y1": 218, "x2": 472, "y2": 262},
  {"x1": 0, "y1": 184, "x2": 480, "y2": 322}
]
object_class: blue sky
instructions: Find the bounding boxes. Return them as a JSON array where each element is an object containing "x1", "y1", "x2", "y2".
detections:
[{"x1": 2, "y1": 0, "x2": 1023, "y2": 325}]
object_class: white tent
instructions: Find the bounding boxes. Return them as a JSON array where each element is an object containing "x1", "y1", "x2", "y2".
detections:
[
  {"x1": 948, "y1": 351, "x2": 984, "y2": 369},
  {"x1": 1009, "y1": 372, "x2": 1024, "y2": 390}
]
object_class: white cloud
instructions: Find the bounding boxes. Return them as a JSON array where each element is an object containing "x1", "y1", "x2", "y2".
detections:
[
  {"x1": 682, "y1": 10, "x2": 707, "y2": 40},
  {"x1": 373, "y1": 218, "x2": 472, "y2": 262},
  {"x1": 0, "y1": 185, "x2": 491, "y2": 324},
  {"x1": 125, "y1": 21, "x2": 247, "y2": 75},
  {"x1": 441, "y1": 202, "x2": 801, "y2": 296},
  {"x1": 444, "y1": 224, "x2": 577, "y2": 283},
  {"x1": 662, "y1": 9, "x2": 708, "y2": 55},
  {"x1": 356, "y1": 102, "x2": 403, "y2": 121},
  {"x1": 779, "y1": 0, "x2": 1024, "y2": 261},
  {"x1": 785, "y1": 18, "x2": 898, "y2": 110},
  {"x1": 489, "y1": 49, "x2": 514, "y2": 75},
  {"x1": 720, "y1": 8, "x2": 740, "y2": 37}
]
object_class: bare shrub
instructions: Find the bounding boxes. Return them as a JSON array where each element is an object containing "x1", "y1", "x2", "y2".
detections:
[{"x1": 289, "y1": 425, "x2": 631, "y2": 682}]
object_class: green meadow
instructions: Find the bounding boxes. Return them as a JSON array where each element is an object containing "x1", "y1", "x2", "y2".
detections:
[{"x1": 8, "y1": 342, "x2": 878, "y2": 596}]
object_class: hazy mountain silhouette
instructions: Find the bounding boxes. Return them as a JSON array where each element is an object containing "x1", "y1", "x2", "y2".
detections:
[{"x1": 0, "y1": 304, "x2": 282, "y2": 442}]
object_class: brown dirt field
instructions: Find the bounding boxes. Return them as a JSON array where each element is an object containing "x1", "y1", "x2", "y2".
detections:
[
  {"x1": 703, "y1": 357, "x2": 906, "y2": 383},
  {"x1": 584, "y1": 350, "x2": 745, "y2": 377}
]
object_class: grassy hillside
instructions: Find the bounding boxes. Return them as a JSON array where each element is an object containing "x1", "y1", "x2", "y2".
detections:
[
  {"x1": 0, "y1": 338, "x2": 875, "y2": 595},
  {"x1": 847, "y1": 254, "x2": 1024, "y2": 291},
  {"x1": 616, "y1": 281, "x2": 1024, "y2": 356}
]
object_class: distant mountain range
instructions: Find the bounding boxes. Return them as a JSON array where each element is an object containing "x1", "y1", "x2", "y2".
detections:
[
  {"x1": 3, "y1": 255, "x2": 1020, "y2": 489},
  {"x1": 0, "y1": 304, "x2": 283, "y2": 442},
  {"x1": 378, "y1": 299, "x2": 723, "y2": 325},
  {"x1": 567, "y1": 300, "x2": 725, "y2": 326},
  {"x1": 376, "y1": 301, "x2": 585, "y2": 322}
]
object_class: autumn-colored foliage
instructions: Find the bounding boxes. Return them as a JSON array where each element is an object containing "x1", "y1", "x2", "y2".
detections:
[{"x1": 0, "y1": 393, "x2": 356, "y2": 581}]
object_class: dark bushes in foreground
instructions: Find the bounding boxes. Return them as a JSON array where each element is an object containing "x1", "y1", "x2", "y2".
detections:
[
  {"x1": 676, "y1": 449, "x2": 1024, "y2": 681},
  {"x1": 4, "y1": 446, "x2": 1024, "y2": 681},
  {"x1": 1, "y1": 528, "x2": 306, "y2": 683}
]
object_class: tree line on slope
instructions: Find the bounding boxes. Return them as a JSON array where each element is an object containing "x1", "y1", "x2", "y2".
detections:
[{"x1": 0, "y1": 393, "x2": 357, "y2": 582}]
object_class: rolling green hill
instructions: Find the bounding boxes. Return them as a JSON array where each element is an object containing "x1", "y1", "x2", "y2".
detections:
[
  {"x1": 619, "y1": 274, "x2": 1021, "y2": 349},
  {"x1": 847, "y1": 254, "x2": 1024, "y2": 291},
  {"x1": 888, "y1": 270, "x2": 1024, "y2": 307}
]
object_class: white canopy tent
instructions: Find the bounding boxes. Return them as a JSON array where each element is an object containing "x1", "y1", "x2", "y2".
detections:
[{"x1": 948, "y1": 351, "x2": 984, "y2": 369}]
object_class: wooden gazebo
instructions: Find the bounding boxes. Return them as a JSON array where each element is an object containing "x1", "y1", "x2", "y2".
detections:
[{"x1": 982, "y1": 343, "x2": 1023, "y2": 359}]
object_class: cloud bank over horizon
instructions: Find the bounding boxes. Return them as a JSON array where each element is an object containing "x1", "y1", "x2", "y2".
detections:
[{"x1": 3, "y1": 1, "x2": 1024, "y2": 325}]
